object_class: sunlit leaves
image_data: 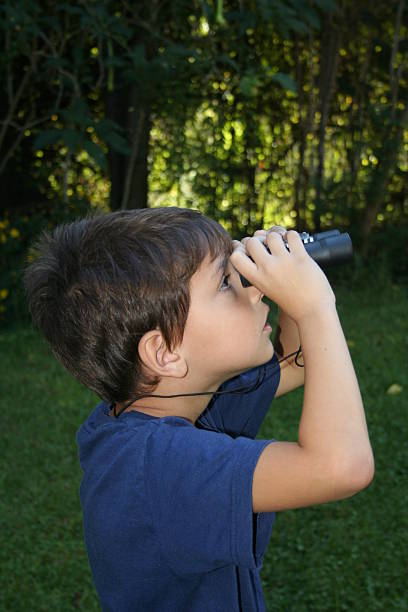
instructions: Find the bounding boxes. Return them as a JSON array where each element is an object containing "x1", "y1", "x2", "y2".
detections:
[{"x1": 270, "y1": 72, "x2": 297, "y2": 93}]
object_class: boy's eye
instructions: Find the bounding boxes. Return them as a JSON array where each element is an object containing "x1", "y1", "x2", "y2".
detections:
[{"x1": 220, "y1": 274, "x2": 231, "y2": 291}]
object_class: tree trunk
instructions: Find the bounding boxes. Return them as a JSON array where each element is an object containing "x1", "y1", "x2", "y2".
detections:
[
  {"x1": 361, "y1": 0, "x2": 406, "y2": 257},
  {"x1": 361, "y1": 105, "x2": 408, "y2": 257},
  {"x1": 314, "y1": 11, "x2": 342, "y2": 231},
  {"x1": 294, "y1": 31, "x2": 316, "y2": 232},
  {"x1": 106, "y1": 86, "x2": 151, "y2": 211},
  {"x1": 293, "y1": 35, "x2": 305, "y2": 229}
]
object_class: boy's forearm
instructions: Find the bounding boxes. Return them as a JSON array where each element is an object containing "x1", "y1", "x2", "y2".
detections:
[{"x1": 297, "y1": 306, "x2": 373, "y2": 477}]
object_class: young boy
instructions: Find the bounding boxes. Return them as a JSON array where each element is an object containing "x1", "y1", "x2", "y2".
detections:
[{"x1": 24, "y1": 207, "x2": 374, "y2": 612}]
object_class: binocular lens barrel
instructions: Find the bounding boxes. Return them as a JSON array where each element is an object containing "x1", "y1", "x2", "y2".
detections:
[
  {"x1": 303, "y1": 232, "x2": 353, "y2": 268},
  {"x1": 239, "y1": 230, "x2": 353, "y2": 288}
]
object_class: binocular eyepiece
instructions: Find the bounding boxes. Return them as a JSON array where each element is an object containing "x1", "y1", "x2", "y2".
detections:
[{"x1": 240, "y1": 229, "x2": 354, "y2": 288}]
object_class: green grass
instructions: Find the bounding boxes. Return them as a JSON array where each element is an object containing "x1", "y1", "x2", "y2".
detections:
[
  {"x1": 260, "y1": 268, "x2": 408, "y2": 611},
  {"x1": 1, "y1": 268, "x2": 407, "y2": 611}
]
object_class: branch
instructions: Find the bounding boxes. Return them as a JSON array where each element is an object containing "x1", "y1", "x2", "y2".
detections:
[
  {"x1": 121, "y1": 107, "x2": 146, "y2": 210},
  {"x1": 0, "y1": 115, "x2": 50, "y2": 132},
  {"x1": 0, "y1": 111, "x2": 35, "y2": 175},
  {"x1": 5, "y1": 29, "x2": 13, "y2": 105},
  {"x1": 0, "y1": 65, "x2": 33, "y2": 156},
  {"x1": 390, "y1": 0, "x2": 405, "y2": 118},
  {"x1": 95, "y1": 35, "x2": 105, "y2": 90},
  {"x1": 59, "y1": 68, "x2": 82, "y2": 97}
]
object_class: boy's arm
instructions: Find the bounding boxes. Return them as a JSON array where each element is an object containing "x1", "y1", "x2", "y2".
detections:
[
  {"x1": 251, "y1": 225, "x2": 304, "y2": 398},
  {"x1": 274, "y1": 307, "x2": 305, "y2": 398},
  {"x1": 230, "y1": 230, "x2": 374, "y2": 513}
]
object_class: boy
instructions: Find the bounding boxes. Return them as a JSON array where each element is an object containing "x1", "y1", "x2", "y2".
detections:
[{"x1": 24, "y1": 207, "x2": 374, "y2": 611}]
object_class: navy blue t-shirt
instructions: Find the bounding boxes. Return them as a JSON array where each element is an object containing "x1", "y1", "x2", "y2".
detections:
[{"x1": 77, "y1": 353, "x2": 281, "y2": 611}]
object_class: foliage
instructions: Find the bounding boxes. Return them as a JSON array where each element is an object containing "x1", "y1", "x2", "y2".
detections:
[
  {"x1": 0, "y1": 199, "x2": 93, "y2": 326},
  {"x1": 364, "y1": 221, "x2": 408, "y2": 283},
  {"x1": 1, "y1": 274, "x2": 407, "y2": 610},
  {"x1": 1, "y1": 0, "x2": 408, "y2": 326},
  {"x1": 149, "y1": 0, "x2": 408, "y2": 246},
  {"x1": 3, "y1": 0, "x2": 407, "y2": 227}
]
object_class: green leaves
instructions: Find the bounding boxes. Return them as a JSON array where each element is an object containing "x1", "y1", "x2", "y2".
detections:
[
  {"x1": 34, "y1": 128, "x2": 106, "y2": 169},
  {"x1": 270, "y1": 72, "x2": 297, "y2": 93},
  {"x1": 33, "y1": 99, "x2": 130, "y2": 170},
  {"x1": 94, "y1": 119, "x2": 130, "y2": 157},
  {"x1": 239, "y1": 69, "x2": 297, "y2": 98},
  {"x1": 239, "y1": 74, "x2": 260, "y2": 98}
]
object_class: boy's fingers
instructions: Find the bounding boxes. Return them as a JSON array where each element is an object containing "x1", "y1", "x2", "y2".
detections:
[
  {"x1": 229, "y1": 246, "x2": 258, "y2": 277},
  {"x1": 241, "y1": 235, "x2": 265, "y2": 248},
  {"x1": 285, "y1": 230, "x2": 306, "y2": 254},
  {"x1": 232, "y1": 229, "x2": 291, "y2": 273},
  {"x1": 239, "y1": 227, "x2": 287, "y2": 248},
  {"x1": 267, "y1": 225, "x2": 287, "y2": 236},
  {"x1": 264, "y1": 231, "x2": 289, "y2": 255},
  {"x1": 244, "y1": 235, "x2": 276, "y2": 260}
]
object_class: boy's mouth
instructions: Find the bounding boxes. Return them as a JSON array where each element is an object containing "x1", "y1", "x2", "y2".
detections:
[{"x1": 262, "y1": 307, "x2": 271, "y2": 331}]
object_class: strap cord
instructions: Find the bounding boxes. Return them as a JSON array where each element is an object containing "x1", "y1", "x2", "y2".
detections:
[{"x1": 111, "y1": 346, "x2": 303, "y2": 418}]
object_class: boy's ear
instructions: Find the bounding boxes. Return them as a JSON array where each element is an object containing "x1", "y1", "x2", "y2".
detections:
[{"x1": 138, "y1": 330, "x2": 187, "y2": 378}]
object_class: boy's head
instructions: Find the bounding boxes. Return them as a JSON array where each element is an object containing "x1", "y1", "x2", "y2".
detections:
[{"x1": 24, "y1": 207, "x2": 233, "y2": 404}]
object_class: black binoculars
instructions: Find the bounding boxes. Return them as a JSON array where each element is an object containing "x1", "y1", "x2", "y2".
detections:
[{"x1": 240, "y1": 229, "x2": 354, "y2": 288}]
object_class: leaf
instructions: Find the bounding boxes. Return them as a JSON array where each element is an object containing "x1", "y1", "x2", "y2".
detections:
[
  {"x1": 56, "y1": 4, "x2": 86, "y2": 16},
  {"x1": 312, "y1": 0, "x2": 339, "y2": 13},
  {"x1": 386, "y1": 384, "x2": 403, "y2": 395},
  {"x1": 33, "y1": 129, "x2": 62, "y2": 150},
  {"x1": 217, "y1": 53, "x2": 239, "y2": 72},
  {"x1": 302, "y1": 8, "x2": 321, "y2": 29},
  {"x1": 59, "y1": 129, "x2": 82, "y2": 152},
  {"x1": 270, "y1": 72, "x2": 297, "y2": 93},
  {"x1": 166, "y1": 43, "x2": 194, "y2": 59},
  {"x1": 82, "y1": 140, "x2": 106, "y2": 170},
  {"x1": 34, "y1": 128, "x2": 83, "y2": 153},
  {"x1": 105, "y1": 132, "x2": 131, "y2": 156},
  {"x1": 94, "y1": 119, "x2": 131, "y2": 156},
  {"x1": 60, "y1": 99, "x2": 92, "y2": 129},
  {"x1": 128, "y1": 44, "x2": 148, "y2": 68},
  {"x1": 239, "y1": 74, "x2": 260, "y2": 98},
  {"x1": 286, "y1": 16, "x2": 309, "y2": 33}
]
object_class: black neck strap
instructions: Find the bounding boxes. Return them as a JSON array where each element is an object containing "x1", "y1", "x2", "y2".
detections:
[{"x1": 110, "y1": 346, "x2": 303, "y2": 418}]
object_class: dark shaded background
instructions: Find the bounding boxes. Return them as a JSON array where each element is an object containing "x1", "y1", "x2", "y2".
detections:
[{"x1": 1, "y1": 0, "x2": 407, "y2": 326}]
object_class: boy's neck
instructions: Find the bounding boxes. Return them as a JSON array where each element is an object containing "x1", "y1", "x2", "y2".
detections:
[
  {"x1": 113, "y1": 397, "x2": 208, "y2": 425},
  {"x1": 112, "y1": 370, "x2": 229, "y2": 424}
]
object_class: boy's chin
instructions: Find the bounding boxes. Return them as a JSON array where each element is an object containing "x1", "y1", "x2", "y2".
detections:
[
  {"x1": 228, "y1": 348, "x2": 275, "y2": 379},
  {"x1": 258, "y1": 343, "x2": 275, "y2": 365}
]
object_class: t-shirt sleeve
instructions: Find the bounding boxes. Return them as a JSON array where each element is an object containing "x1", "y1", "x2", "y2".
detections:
[
  {"x1": 145, "y1": 419, "x2": 273, "y2": 576},
  {"x1": 197, "y1": 352, "x2": 281, "y2": 439}
]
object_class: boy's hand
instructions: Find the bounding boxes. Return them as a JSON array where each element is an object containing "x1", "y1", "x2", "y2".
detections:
[{"x1": 230, "y1": 227, "x2": 336, "y2": 324}]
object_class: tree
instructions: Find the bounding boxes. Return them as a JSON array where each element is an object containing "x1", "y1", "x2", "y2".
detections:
[{"x1": 1, "y1": 0, "x2": 407, "y2": 249}]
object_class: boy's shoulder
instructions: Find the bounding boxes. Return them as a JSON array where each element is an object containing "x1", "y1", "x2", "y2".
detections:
[
  {"x1": 77, "y1": 402, "x2": 193, "y2": 468},
  {"x1": 77, "y1": 352, "x2": 281, "y2": 470},
  {"x1": 77, "y1": 400, "x2": 271, "y2": 506}
]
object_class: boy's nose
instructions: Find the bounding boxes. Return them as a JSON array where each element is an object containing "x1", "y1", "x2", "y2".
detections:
[{"x1": 246, "y1": 285, "x2": 264, "y2": 303}]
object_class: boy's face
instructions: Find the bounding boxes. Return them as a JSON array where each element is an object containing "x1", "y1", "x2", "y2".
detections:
[{"x1": 179, "y1": 251, "x2": 274, "y2": 387}]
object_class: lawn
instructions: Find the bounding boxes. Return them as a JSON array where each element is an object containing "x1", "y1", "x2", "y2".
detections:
[{"x1": 1, "y1": 266, "x2": 407, "y2": 611}]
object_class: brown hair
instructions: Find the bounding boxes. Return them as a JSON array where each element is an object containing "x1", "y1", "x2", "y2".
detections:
[{"x1": 24, "y1": 207, "x2": 232, "y2": 403}]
